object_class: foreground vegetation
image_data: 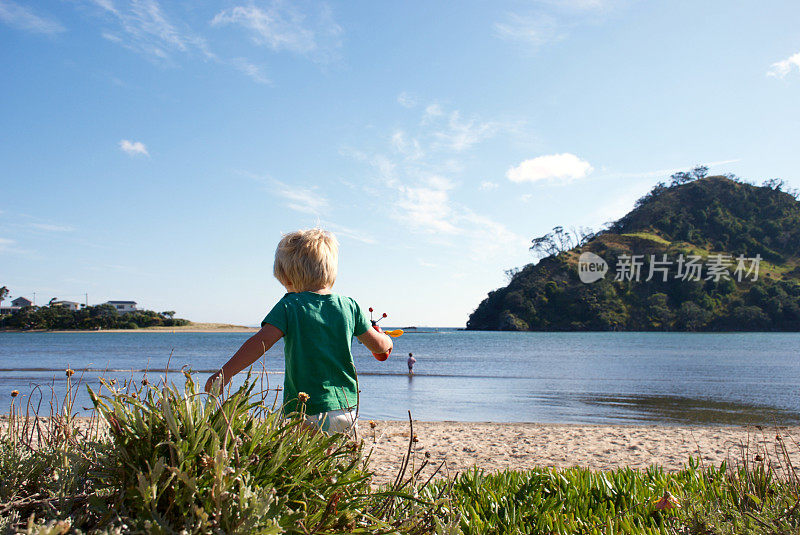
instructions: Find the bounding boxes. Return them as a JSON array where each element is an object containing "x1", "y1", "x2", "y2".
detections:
[
  {"x1": 2, "y1": 374, "x2": 800, "y2": 534},
  {"x1": 468, "y1": 171, "x2": 800, "y2": 331}
]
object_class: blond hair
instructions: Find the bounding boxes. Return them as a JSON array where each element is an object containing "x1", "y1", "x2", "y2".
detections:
[{"x1": 273, "y1": 229, "x2": 339, "y2": 292}]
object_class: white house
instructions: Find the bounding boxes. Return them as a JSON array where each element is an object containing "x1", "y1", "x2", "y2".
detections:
[
  {"x1": 12, "y1": 297, "x2": 32, "y2": 308},
  {"x1": 0, "y1": 296, "x2": 33, "y2": 316},
  {"x1": 52, "y1": 300, "x2": 80, "y2": 311},
  {"x1": 106, "y1": 300, "x2": 137, "y2": 313}
]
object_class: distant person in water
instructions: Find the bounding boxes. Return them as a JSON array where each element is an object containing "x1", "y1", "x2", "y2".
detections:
[{"x1": 407, "y1": 352, "x2": 416, "y2": 375}]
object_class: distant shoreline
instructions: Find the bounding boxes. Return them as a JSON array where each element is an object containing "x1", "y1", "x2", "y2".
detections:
[
  {"x1": 0, "y1": 322, "x2": 259, "y2": 334},
  {"x1": 0, "y1": 324, "x2": 453, "y2": 334}
]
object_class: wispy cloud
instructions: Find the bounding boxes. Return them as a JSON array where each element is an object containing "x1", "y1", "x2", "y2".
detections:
[
  {"x1": 494, "y1": 0, "x2": 616, "y2": 51},
  {"x1": 28, "y1": 223, "x2": 75, "y2": 232},
  {"x1": 432, "y1": 111, "x2": 504, "y2": 152},
  {"x1": 479, "y1": 181, "x2": 499, "y2": 191},
  {"x1": 391, "y1": 131, "x2": 424, "y2": 160},
  {"x1": 119, "y1": 139, "x2": 149, "y2": 157},
  {"x1": 397, "y1": 92, "x2": 417, "y2": 108},
  {"x1": 541, "y1": 0, "x2": 607, "y2": 11},
  {"x1": 230, "y1": 57, "x2": 270, "y2": 84},
  {"x1": 88, "y1": 0, "x2": 213, "y2": 62},
  {"x1": 493, "y1": 13, "x2": 560, "y2": 48},
  {"x1": 0, "y1": 237, "x2": 15, "y2": 252},
  {"x1": 422, "y1": 103, "x2": 443, "y2": 124},
  {"x1": 396, "y1": 176, "x2": 459, "y2": 234},
  {"x1": 211, "y1": 2, "x2": 343, "y2": 63},
  {"x1": 323, "y1": 222, "x2": 376, "y2": 244},
  {"x1": 343, "y1": 101, "x2": 527, "y2": 261},
  {"x1": 507, "y1": 153, "x2": 593, "y2": 184},
  {"x1": 768, "y1": 51, "x2": 800, "y2": 78},
  {"x1": 272, "y1": 180, "x2": 328, "y2": 214},
  {"x1": 0, "y1": 1, "x2": 65, "y2": 35}
]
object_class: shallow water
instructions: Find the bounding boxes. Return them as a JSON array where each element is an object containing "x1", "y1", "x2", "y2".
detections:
[{"x1": 0, "y1": 331, "x2": 798, "y2": 424}]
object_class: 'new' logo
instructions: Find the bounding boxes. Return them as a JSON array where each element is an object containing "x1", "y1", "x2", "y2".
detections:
[{"x1": 578, "y1": 252, "x2": 608, "y2": 283}]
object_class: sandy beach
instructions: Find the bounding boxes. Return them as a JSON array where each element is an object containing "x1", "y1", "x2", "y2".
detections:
[
  {"x1": 7, "y1": 417, "x2": 798, "y2": 486},
  {"x1": 363, "y1": 421, "x2": 800, "y2": 484}
]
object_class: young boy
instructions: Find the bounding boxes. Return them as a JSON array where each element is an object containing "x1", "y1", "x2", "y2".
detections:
[{"x1": 204, "y1": 228, "x2": 392, "y2": 434}]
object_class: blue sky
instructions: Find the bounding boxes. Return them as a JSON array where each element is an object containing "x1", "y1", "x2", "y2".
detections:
[{"x1": 2, "y1": 0, "x2": 799, "y2": 327}]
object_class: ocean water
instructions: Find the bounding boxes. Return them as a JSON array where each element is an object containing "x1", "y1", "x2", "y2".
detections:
[{"x1": 1, "y1": 330, "x2": 799, "y2": 425}]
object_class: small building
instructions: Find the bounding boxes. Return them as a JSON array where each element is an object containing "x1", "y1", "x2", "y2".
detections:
[
  {"x1": 1, "y1": 296, "x2": 33, "y2": 316},
  {"x1": 106, "y1": 300, "x2": 137, "y2": 314},
  {"x1": 52, "y1": 300, "x2": 80, "y2": 311},
  {"x1": 12, "y1": 297, "x2": 32, "y2": 308}
]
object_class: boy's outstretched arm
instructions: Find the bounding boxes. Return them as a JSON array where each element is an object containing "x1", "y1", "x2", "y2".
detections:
[
  {"x1": 356, "y1": 327, "x2": 393, "y2": 356},
  {"x1": 205, "y1": 324, "x2": 283, "y2": 393}
]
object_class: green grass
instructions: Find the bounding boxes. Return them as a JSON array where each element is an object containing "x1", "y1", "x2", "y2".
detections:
[
  {"x1": 619, "y1": 232, "x2": 672, "y2": 246},
  {"x1": 2, "y1": 374, "x2": 800, "y2": 534}
]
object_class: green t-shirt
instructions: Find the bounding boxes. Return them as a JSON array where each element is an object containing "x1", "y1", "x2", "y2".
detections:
[{"x1": 262, "y1": 292, "x2": 371, "y2": 415}]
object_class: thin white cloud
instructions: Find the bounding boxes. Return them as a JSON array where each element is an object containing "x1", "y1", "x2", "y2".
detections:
[
  {"x1": 459, "y1": 209, "x2": 528, "y2": 261},
  {"x1": 343, "y1": 101, "x2": 526, "y2": 262},
  {"x1": 28, "y1": 223, "x2": 75, "y2": 232},
  {"x1": 231, "y1": 57, "x2": 270, "y2": 84},
  {"x1": 0, "y1": 1, "x2": 65, "y2": 34},
  {"x1": 422, "y1": 103, "x2": 443, "y2": 123},
  {"x1": 0, "y1": 237, "x2": 14, "y2": 251},
  {"x1": 768, "y1": 52, "x2": 800, "y2": 78},
  {"x1": 479, "y1": 181, "x2": 499, "y2": 191},
  {"x1": 396, "y1": 176, "x2": 458, "y2": 234},
  {"x1": 507, "y1": 153, "x2": 593, "y2": 184},
  {"x1": 391, "y1": 131, "x2": 424, "y2": 160},
  {"x1": 397, "y1": 92, "x2": 417, "y2": 108},
  {"x1": 324, "y1": 222, "x2": 376, "y2": 244},
  {"x1": 119, "y1": 139, "x2": 149, "y2": 157},
  {"x1": 543, "y1": 0, "x2": 607, "y2": 10},
  {"x1": 272, "y1": 180, "x2": 328, "y2": 214},
  {"x1": 211, "y1": 2, "x2": 342, "y2": 62},
  {"x1": 432, "y1": 111, "x2": 502, "y2": 152},
  {"x1": 493, "y1": 13, "x2": 560, "y2": 48},
  {"x1": 494, "y1": 1, "x2": 618, "y2": 51},
  {"x1": 87, "y1": 0, "x2": 213, "y2": 62}
]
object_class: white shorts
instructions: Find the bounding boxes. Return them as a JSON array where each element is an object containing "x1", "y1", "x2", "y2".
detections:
[{"x1": 305, "y1": 408, "x2": 358, "y2": 436}]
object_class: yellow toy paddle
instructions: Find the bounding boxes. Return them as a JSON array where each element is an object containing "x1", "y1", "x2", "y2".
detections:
[{"x1": 383, "y1": 329, "x2": 404, "y2": 337}]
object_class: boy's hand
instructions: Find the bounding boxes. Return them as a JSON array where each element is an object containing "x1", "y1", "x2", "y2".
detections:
[{"x1": 357, "y1": 324, "x2": 393, "y2": 361}]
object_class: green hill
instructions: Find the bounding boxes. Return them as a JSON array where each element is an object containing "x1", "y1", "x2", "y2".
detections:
[{"x1": 467, "y1": 175, "x2": 800, "y2": 331}]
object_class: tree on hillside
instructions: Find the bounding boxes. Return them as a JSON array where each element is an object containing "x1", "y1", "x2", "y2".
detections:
[
  {"x1": 161, "y1": 311, "x2": 176, "y2": 319},
  {"x1": 0, "y1": 286, "x2": 8, "y2": 308},
  {"x1": 530, "y1": 226, "x2": 595, "y2": 260},
  {"x1": 48, "y1": 297, "x2": 57, "y2": 306},
  {"x1": 669, "y1": 165, "x2": 708, "y2": 186}
]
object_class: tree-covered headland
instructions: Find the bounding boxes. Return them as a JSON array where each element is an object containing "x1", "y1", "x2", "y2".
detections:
[{"x1": 468, "y1": 170, "x2": 800, "y2": 331}]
